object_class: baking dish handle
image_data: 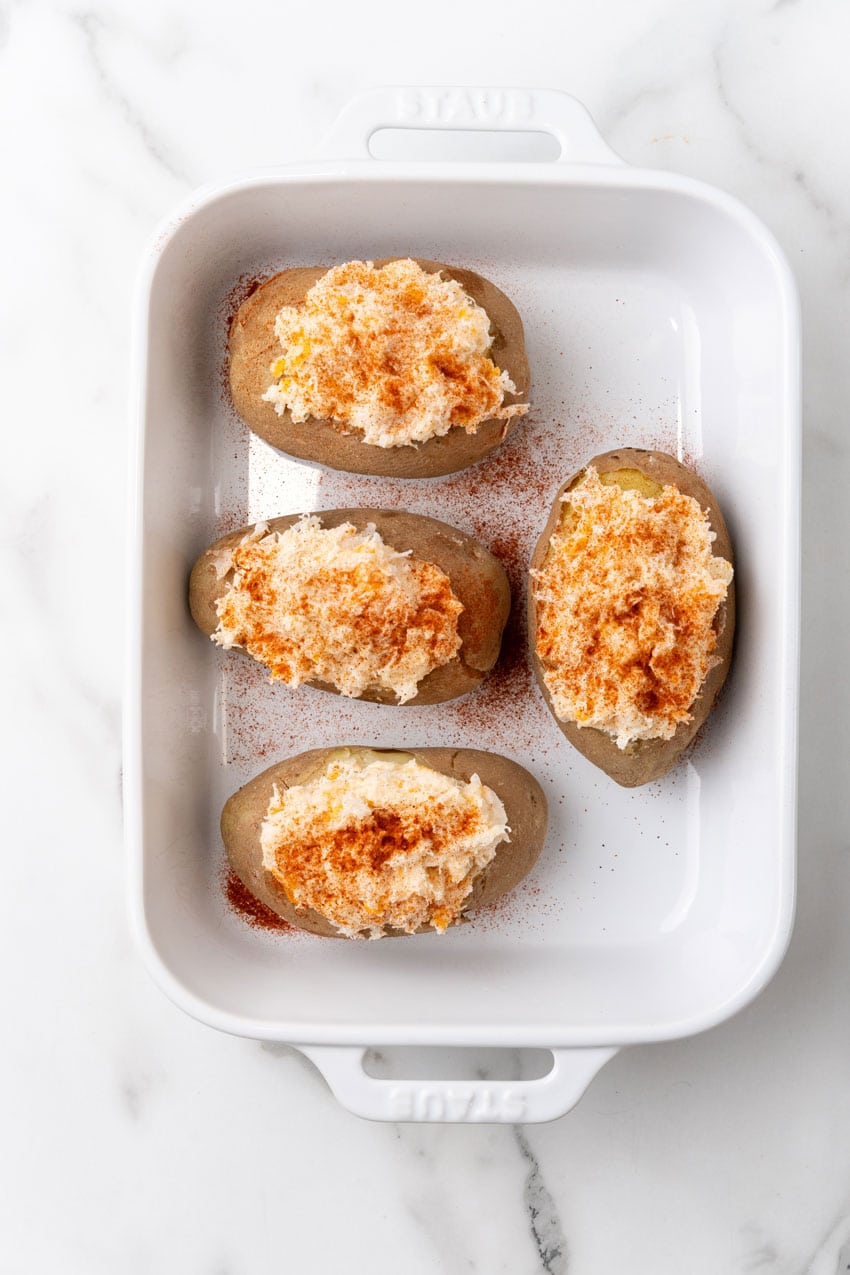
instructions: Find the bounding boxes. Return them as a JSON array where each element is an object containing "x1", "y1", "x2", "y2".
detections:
[
  {"x1": 298, "y1": 1045, "x2": 618, "y2": 1123},
  {"x1": 315, "y1": 86, "x2": 623, "y2": 166}
]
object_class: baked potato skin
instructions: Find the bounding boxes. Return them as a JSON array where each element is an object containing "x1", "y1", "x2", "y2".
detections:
[
  {"x1": 528, "y1": 448, "x2": 736, "y2": 788},
  {"x1": 188, "y1": 509, "x2": 511, "y2": 706},
  {"x1": 221, "y1": 747, "x2": 549, "y2": 938},
  {"x1": 228, "y1": 258, "x2": 530, "y2": 478}
]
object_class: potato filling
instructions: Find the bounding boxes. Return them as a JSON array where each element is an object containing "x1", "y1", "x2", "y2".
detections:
[
  {"x1": 262, "y1": 258, "x2": 528, "y2": 447},
  {"x1": 532, "y1": 468, "x2": 733, "y2": 748},
  {"x1": 213, "y1": 517, "x2": 463, "y2": 702},
  {"x1": 260, "y1": 752, "x2": 510, "y2": 937}
]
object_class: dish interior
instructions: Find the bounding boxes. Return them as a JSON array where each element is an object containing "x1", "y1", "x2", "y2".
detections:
[{"x1": 136, "y1": 172, "x2": 796, "y2": 1044}]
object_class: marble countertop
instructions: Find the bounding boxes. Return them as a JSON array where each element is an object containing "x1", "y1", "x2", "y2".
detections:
[{"x1": 4, "y1": 0, "x2": 849, "y2": 1270}]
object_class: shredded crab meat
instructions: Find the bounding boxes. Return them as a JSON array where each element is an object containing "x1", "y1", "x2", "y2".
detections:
[
  {"x1": 261, "y1": 258, "x2": 528, "y2": 447},
  {"x1": 260, "y1": 754, "x2": 510, "y2": 938},
  {"x1": 532, "y1": 468, "x2": 733, "y2": 748},
  {"x1": 213, "y1": 517, "x2": 464, "y2": 703}
]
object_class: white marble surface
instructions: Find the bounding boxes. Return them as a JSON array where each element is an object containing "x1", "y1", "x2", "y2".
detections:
[{"x1": 3, "y1": 0, "x2": 849, "y2": 1270}]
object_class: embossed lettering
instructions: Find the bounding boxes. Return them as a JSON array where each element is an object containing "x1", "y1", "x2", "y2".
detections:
[
  {"x1": 440, "y1": 89, "x2": 471, "y2": 122},
  {"x1": 388, "y1": 1085, "x2": 530, "y2": 1122},
  {"x1": 497, "y1": 1089, "x2": 528, "y2": 1121},
  {"x1": 471, "y1": 1088, "x2": 502, "y2": 1121},
  {"x1": 397, "y1": 90, "x2": 425, "y2": 122},
  {"x1": 445, "y1": 1090, "x2": 477, "y2": 1120},
  {"x1": 388, "y1": 1087, "x2": 415, "y2": 1120},
  {"x1": 472, "y1": 89, "x2": 535, "y2": 123},
  {"x1": 419, "y1": 1090, "x2": 448, "y2": 1121},
  {"x1": 394, "y1": 87, "x2": 536, "y2": 129}
]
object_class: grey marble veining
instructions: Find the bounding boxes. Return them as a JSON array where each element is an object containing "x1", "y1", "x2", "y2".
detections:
[
  {"x1": 515, "y1": 1128, "x2": 568, "y2": 1275},
  {"x1": 2, "y1": 0, "x2": 849, "y2": 1271}
]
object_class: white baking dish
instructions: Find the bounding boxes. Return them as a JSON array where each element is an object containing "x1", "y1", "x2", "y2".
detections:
[{"x1": 126, "y1": 88, "x2": 800, "y2": 1123}]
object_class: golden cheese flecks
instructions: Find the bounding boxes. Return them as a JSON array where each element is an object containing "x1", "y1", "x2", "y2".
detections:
[
  {"x1": 260, "y1": 752, "x2": 510, "y2": 938},
  {"x1": 213, "y1": 517, "x2": 463, "y2": 702},
  {"x1": 532, "y1": 468, "x2": 733, "y2": 748},
  {"x1": 261, "y1": 258, "x2": 528, "y2": 447}
]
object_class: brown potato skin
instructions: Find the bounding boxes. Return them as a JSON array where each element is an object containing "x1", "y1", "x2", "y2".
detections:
[
  {"x1": 221, "y1": 747, "x2": 549, "y2": 938},
  {"x1": 228, "y1": 258, "x2": 530, "y2": 478},
  {"x1": 528, "y1": 448, "x2": 736, "y2": 787},
  {"x1": 189, "y1": 509, "x2": 511, "y2": 705}
]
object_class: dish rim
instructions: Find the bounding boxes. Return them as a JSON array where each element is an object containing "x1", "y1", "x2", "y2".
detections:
[{"x1": 125, "y1": 154, "x2": 800, "y2": 1051}]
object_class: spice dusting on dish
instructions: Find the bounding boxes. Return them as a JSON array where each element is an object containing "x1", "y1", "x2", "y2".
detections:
[
  {"x1": 212, "y1": 516, "x2": 463, "y2": 702},
  {"x1": 224, "y1": 868, "x2": 294, "y2": 933},
  {"x1": 260, "y1": 751, "x2": 509, "y2": 938},
  {"x1": 532, "y1": 467, "x2": 733, "y2": 748},
  {"x1": 262, "y1": 259, "x2": 528, "y2": 447}
]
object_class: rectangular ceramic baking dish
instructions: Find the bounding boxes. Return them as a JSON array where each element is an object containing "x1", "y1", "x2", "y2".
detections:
[{"x1": 126, "y1": 87, "x2": 800, "y2": 1123}]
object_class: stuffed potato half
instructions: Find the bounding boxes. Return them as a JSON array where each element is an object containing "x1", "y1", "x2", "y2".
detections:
[
  {"x1": 221, "y1": 746, "x2": 549, "y2": 938},
  {"x1": 228, "y1": 258, "x2": 530, "y2": 477},
  {"x1": 529, "y1": 448, "x2": 735, "y2": 787},
  {"x1": 189, "y1": 508, "x2": 511, "y2": 705}
]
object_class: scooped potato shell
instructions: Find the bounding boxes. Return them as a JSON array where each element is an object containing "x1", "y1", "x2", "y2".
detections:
[
  {"x1": 221, "y1": 746, "x2": 549, "y2": 938},
  {"x1": 528, "y1": 448, "x2": 736, "y2": 787},
  {"x1": 188, "y1": 508, "x2": 511, "y2": 705},
  {"x1": 228, "y1": 258, "x2": 530, "y2": 478}
]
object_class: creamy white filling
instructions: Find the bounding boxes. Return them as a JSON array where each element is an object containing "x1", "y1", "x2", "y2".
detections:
[
  {"x1": 533, "y1": 469, "x2": 733, "y2": 748},
  {"x1": 261, "y1": 259, "x2": 527, "y2": 447},
  {"x1": 212, "y1": 516, "x2": 462, "y2": 702},
  {"x1": 261, "y1": 752, "x2": 509, "y2": 938}
]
